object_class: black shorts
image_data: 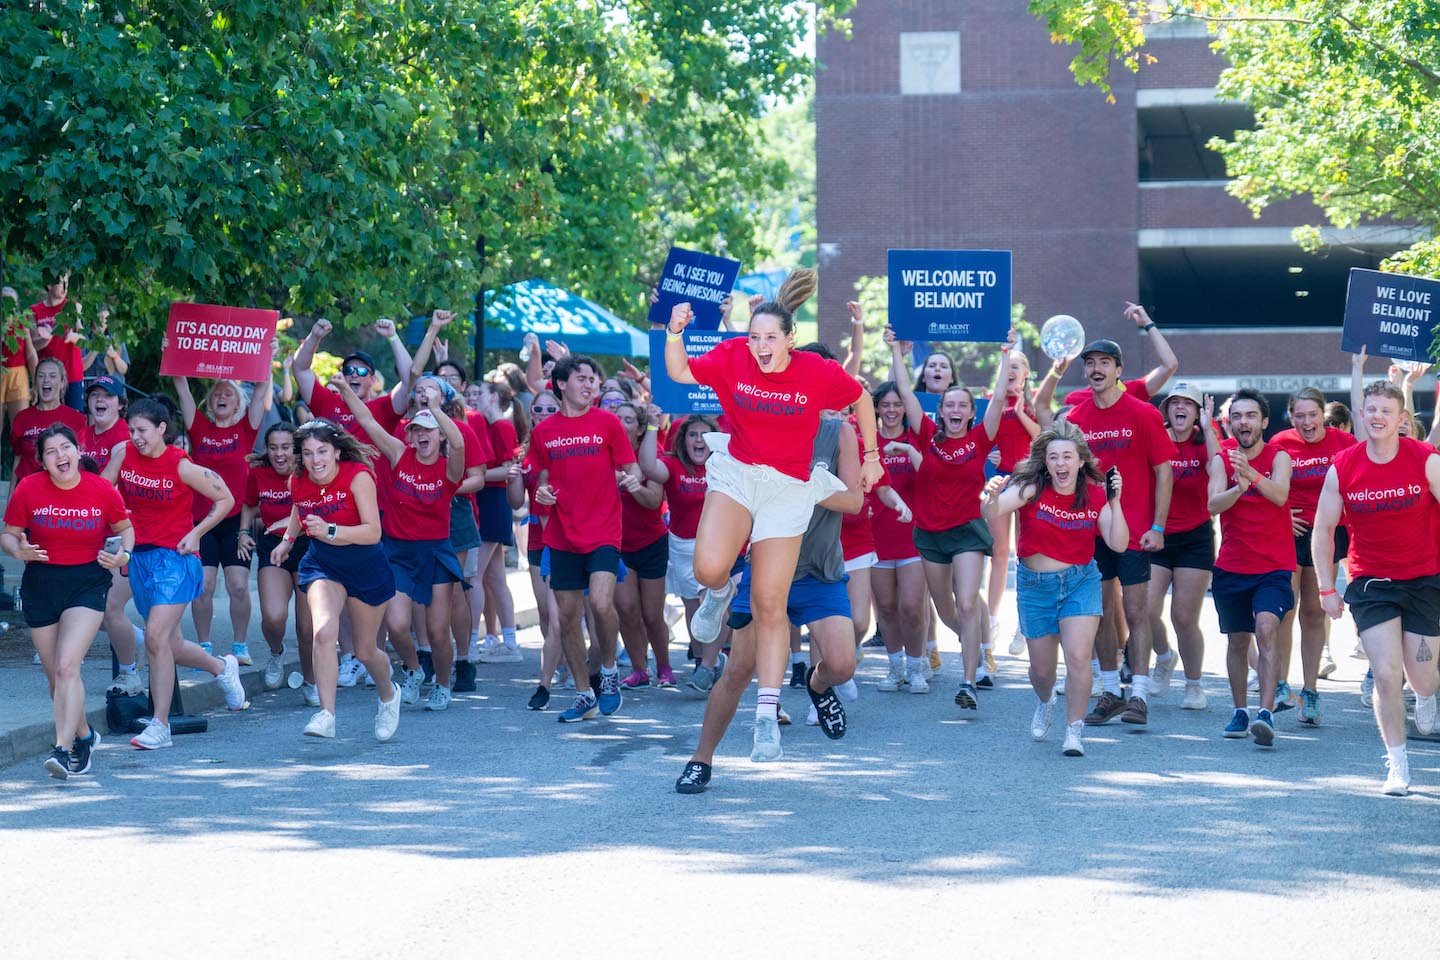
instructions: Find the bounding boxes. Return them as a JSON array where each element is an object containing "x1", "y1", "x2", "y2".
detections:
[
  {"x1": 200, "y1": 514, "x2": 251, "y2": 569},
  {"x1": 1295, "y1": 525, "x2": 1350, "y2": 568},
  {"x1": 621, "y1": 534, "x2": 668, "y2": 581},
  {"x1": 1149, "y1": 521, "x2": 1214, "y2": 572},
  {"x1": 912, "y1": 519, "x2": 994, "y2": 564},
  {"x1": 549, "y1": 546, "x2": 621, "y2": 592},
  {"x1": 1346, "y1": 574, "x2": 1440, "y2": 636},
  {"x1": 257, "y1": 532, "x2": 309, "y2": 574},
  {"x1": 21, "y1": 561, "x2": 111, "y2": 628},
  {"x1": 1212, "y1": 567, "x2": 1295, "y2": 635},
  {"x1": 1095, "y1": 539, "x2": 1152, "y2": 585},
  {"x1": 527, "y1": 546, "x2": 545, "y2": 569}
]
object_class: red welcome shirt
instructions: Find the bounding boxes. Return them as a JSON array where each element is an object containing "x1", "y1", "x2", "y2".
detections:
[
  {"x1": 4, "y1": 471, "x2": 129, "y2": 566},
  {"x1": 525, "y1": 407, "x2": 637, "y2": 553}
]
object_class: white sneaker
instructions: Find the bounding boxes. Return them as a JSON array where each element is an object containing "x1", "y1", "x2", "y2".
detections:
[
  {"x1": 805, "y1": 704, "x2": 819, "y2": 726},
  {"x1": 302, "y1": 682, "x2": 321, "y2": 708},
  {"x1": 477, "y1": 634, "x2": 504, "y2": 656},
  {"x1": 1055, "y1": 673, "x2": 1066, "y2": 696},
  {"x1": 425, "y1": 685, "x2": 452, "y2": 712},
  {"x1": 1007, "y1": 626, "x2": 1026, "y2": 657},
  {"x1": 1415, "y1": 694, "x2": 1437, "y2": 735},
  {"x1": 130, "y1": 719, "x2": 172, "y2": 750},
  {"x1": 750, "y1": 714, "x2": 783, "y2": 762},
  {"x1": 32, "y1": 651, "x2": 41, "y2": 665},
  {"x1": 1319, "y1": 655, "x2": 1338, "y2": 679},
  {"x1": 263, "y1": 650, "x2": 285, "y2": 690},
  {"x1": 1246, "y1": 669, "x2": 1259, "y2": 692},
  {"x1": 303, "y1": 709, "x2": 336, "y2": 738},
  {"x1": 1031, "y1": 696, "x2": 1054, "y2": 741},
  {"x1": 552, "y1": 665, "x2": 575, "y2": 690},
  {"x1": 479, "y1": 642, "x2": 523, "y2": 664},
  {"x1": 920, "y1": 657, "x2": 934, "y2": 681},
  {"x1": 1362, "y1": 671, "x2": 1375, "y2": 708},
  {"x1": 1352, "y1": 643, "x2": 1368, "y2": 661},
  {"x1": 1062, "y1": 721, "x2": 1085, "y2": 757},
  {"x1": 108, "y1": 671, "x2": 146, "y2": 697},
  {"x1": 1382, "y1": 752, "x2": 1411, "y2": 796},
  {"x1": 906, "y1": 661, "x2": 930, "y2": 694},
  {"x1": 374, "y1": 692, "x2": 401, "y2": 741},
  {"x1": 835, "y1": 679, "x2": 859, "y2": 702},
  {"x1": 337, "y1": 655, "x2": 365, "y2": 687},
  {"x1": 878, "y1": 663, "x2": 907, "y2": 692},
  {"x1": 1150, "y1": 654, "x2": 1176, "y2": 698},
  {"x1": 397, "y1": 667, "x2": 424, "y2": 705},
  {"x1": 1181, "y1": 682, "x2": 1207, "y2": 710},
  {"x1": 690, "y1": 581, "x2": 735, "y2": 645},
  {"x1": 216, "y1": 654, "x2": 247, "y2": 710}
]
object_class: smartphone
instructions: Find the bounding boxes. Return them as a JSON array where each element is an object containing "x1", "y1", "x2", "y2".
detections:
[
  {"x1": 1105, "y1": 466, "x2": 1119, "y2": 500},
  {"x1": 104, "y1": 535, "x2": 124, "y2": 554}
]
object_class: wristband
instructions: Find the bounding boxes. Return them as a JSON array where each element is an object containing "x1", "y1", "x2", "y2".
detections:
[
  {"x1": 1142, "y1": 322, "x2": 1157, "y2": 332},
  {"x1": 666, "y1": 333, "x2": 683, "y2": 343},
  {"x1": 1319, "y1": 588, "x2": 1337, "y2": 597},
  {"x1": 388, "y1": 334, "x2": 401, "y2": 344},
  {"x1": 1150, "y1": 524, "x2": 1165, "y2": 533},
  {"x1": 1000, "y1": 346, "x2": 1010, "y2": 353},
  {"x1": 646, "y1": 424, "x2": 659, "y2": 432},
  {"x1": 282, "y1": 532, "x2": 296, "y2": 543}
]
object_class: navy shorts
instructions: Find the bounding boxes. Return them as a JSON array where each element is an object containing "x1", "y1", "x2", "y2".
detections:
[
  {"x1": 21, "y1": 561, "x2": 111, "y2": 628},
  {"x1": 129, "y1": 547, "x2": 204, "y2": 618},
  {"x1": 449, "y1": 494, "x2": 481, "y2": 553},
  {"x1": 1211, "y1": 567, "x2": 1295, "y2": 635},
  {"x1": 549, "y1": 546, "x2": 621, "y2": 593},
  {"x1": 1295, "y1": 526, "x2": 1349, "y2": 568},
  {"x1": 621, "y1": 534, "x2": 668, "y2": 581},
  {"x1": 383, "y1": 536, "x2": 467, "y2": 606},
  {"x1": 1095, "y1": 539, "x2": 1152, "y2": 585},
  {"x1": 1150, "y1": 521, "x2": 1214, "y2": 572},
  {"x1": 477, "y1": 486, "x2": 514, "y2": 545},
  {"x1": 257, "y1": 532, "x2": 308, "y2": 574},
  {"x1": 200, "y1": 513, "x2": 251, "y2": 569},
  {"x1": 299, "y1": 540, "x2": 396, "y2": 608},
  {"x1": 728, "y1": 569, "x2": 852, "y2": 629}
]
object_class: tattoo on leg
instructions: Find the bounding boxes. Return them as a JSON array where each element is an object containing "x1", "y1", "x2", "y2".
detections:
[{"x1": 1419, "y1": 639, "x2": 1433, "y2": 663}]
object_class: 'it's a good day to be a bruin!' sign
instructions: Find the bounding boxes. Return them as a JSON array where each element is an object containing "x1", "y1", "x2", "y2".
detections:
[
  {"x1": 887, "y1": 249, "x2": 1012, "y2": 343},
  {"x1": 159, "y1": 303, "x2": 278, "y2": 381}
]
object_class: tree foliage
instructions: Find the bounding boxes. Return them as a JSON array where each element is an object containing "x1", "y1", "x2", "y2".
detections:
[
  {"x1": 0, "y1": 0, "x2": 850, "y2": 365},
  {"x1": 1030, "y1": 1, "x2": 1440, "y2": 277}
]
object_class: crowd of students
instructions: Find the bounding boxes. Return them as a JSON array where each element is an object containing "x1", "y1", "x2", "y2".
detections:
[{"x1": 6, "y1": 270, "x2": 1439, "y2": 800}]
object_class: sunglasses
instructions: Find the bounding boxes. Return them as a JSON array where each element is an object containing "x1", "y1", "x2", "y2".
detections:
[
  {"x1": 599, "y1": 398, "x2": 624, "y2": 407},
  {"x1": 531, "y1": 404, "x2": 558, "y2": 415},
  {"x1": 342, "y1": 365, "x2": 373, "y2": 378}
]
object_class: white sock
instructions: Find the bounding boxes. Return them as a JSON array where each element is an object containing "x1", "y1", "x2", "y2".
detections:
[
  {"x1": 120, "y1": 662, "x2": 137, "y2": 675},
  {"x1": 906, "y1": 655, "x2": 924, "y2": 670},
  {"x1": 789, "y1": 651, "x2": 805, "y2": 666},
  {"x1": 469, "y1": 629, "x2": 481, "y2": 644},
  {"x1": 1091, "y1": 657, "x2": 1101, "y2": 674},
  {"x1": 1101, "y1": 669, "x2": 1121, "y2": 696},
  {"x1": 1387, "y1": 743, "x2": 1408, "y2": 765},
  {"x1": 927, "y1": 639, "x2": 938, "y2": 652},
  {"x1": 989, "y1": 616, "x2": 999, "y2": 634},
  {"x1": 502, "y1": 627, "x2": 517, "y2": 648},
  {"x1": 1039, "y1": 690, "x2": 1056, "y2": 706},
  {"x1": 1155, "y1": 649, "x2": 1174, "y2": 665},
  {"x1": 982, "y1": 641, "x2": 992, "y2": 652},
  {"x1": 888, "y1": 651, "x2": 904, "y2": 669},
  {"x1": 600, "y1": 664, "x2": 618, "y2": 678},
  {"x1": 1132, "y1": 675, "x2": 1149, "y2": 701},
  {"x1": 756, "y1": 686, "x2": 781, "y2": 720}
]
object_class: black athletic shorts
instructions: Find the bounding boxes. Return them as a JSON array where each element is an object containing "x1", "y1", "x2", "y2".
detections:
[
  {"x1": 21, "y1": 561, "x2": 111, "y2": 628},
  {"x1": 1295, "y1": 525, "x2": 1350, "y2": 569},
  {"x1": 621, "y1": 534, "x2": 668, "y2": 581},
  {"x1": 200, "y1": 514, "x2": 251, "y2": 569},
  {"x1": 1095, "y1": 539, "x2": 1151, "y2": 585},
  {"x1": 1149, "y1": 521, "x2": 1214, "y2": 572},
  {"x1": 257, "y1": 531, "x2": 309, "y2": 574},
  {"x1": 549, "y1": 546, "x2": 621, "y2": 593},
  {"x1": 1346, "y1": 574, "x2": 1440, "y2": 636}
]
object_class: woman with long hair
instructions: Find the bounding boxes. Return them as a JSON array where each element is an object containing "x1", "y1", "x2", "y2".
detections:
[
  {"x1": 269, "y1": 418, "x2": 399, "y2": 739},
  {"x1": 239, "y1": 423, "x2": 314, "y2": 698},
  {"x1": 612, "y1": 401, "x2": 673, "y2": 688},
  {"x1": 11, "y1": 357, "x2": 86, "y2": 482},
  {"x1": 988, "y1": 348, "x2": 1041, "y2": 658},
  {"x1": 171, "y1": 366, "x2": 271, "y2": 666},
  {"x1": 665, "y1": 268, "x2": 882, "y2": 761},
  {"x1": 4, "y1": 425, "x2": 133, "y2": 778},
  {"x1": 509, "y1": 388, "x2": 563, "y2": 709},
  {"x1": 982, "y1": 421, "x2": 1128, "y2": 757},
  {"x1": 470, "y1": 379, "x2": 524, "y2": 665},
  {"x1": 886, "y1": 325, "x2": 1010, "y2": 709},
  {"x1": 103, "y1": 399, "x2": 248, "y2": 749}
]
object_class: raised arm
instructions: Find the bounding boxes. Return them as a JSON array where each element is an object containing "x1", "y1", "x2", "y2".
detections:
[
  {"x1": 523, "y1": 332, "x2": 545, "y2": 393},
  {"x1": 334, "y1": 377, "x2": 406, "y2": 466},
  {"x1": 884, "y1": 325, "x2": 925, "y2": 428},
  {"x1": 409, "y1": 310, "x2": 454, "y2": 382},
  {"x1": 1034, "y1": 355, "x2": 1070, "y2": 420},
  {"x1": 294, "y1": 318, "x2": 333, "y2": 405},
  {"x1": 371, "y1": 318, "x2": 414, "y2": 415},
  {"x1": 1351, "y1": 347, "x2": 1369, "y2": 441},
  {"x1": 842, "y1": 301, "x2": 864, "y2": 378},
  {"x1": 981, "y1": 333, "x2": 1015, "y2": 440},
  {"x1": 426, "y1": 394, "x2": 467, "y2": 485},
  {"x1": 638, "y1": 421, "x2": 671, "y2": 484},
  {"x1": 246, "y1": 342, "x2": 277, "y2": 429},
  {"x1": 170, "y1": 373, "x2": 198, "y2": 430},
  {"x1": 664, "y1": 302, "x2": 699, "y2": 385},
  {"x1": 1126, "y1": 302, "x2": 1178, "y2": 396}
]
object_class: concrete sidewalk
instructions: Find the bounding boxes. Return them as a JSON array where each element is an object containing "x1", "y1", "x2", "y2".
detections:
[{"x1": 0, "y1": 550, "x2": 541, "y2": 767}]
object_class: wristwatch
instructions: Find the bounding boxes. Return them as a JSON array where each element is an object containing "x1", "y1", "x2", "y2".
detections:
[{"x1": 327, "y1": 523, "x2": 337, "y2": 542}]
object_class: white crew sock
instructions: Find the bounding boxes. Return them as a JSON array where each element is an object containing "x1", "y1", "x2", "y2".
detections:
[
  {"x1": 120, "y1": 662, "x2": 137, "y2": 675},
  {"x1": 502, "y1": 627, "x2": 517, "y2": 647},
  {"x1": 756, "y1": 686, "x2": 781, "y2": 720},
  {"x1": 1155, "y1": 649, "x2": 1174, "y2": 666},
  {"x1": 1387, "y1": 743, "x2": 1408, "y2": 766},
  {"x1": 1101, "y1": 669, "x2": 1121, "y2": 696},
  {"x1": 1131, "y1": 674, "x2": 1149, "y2": 702},
  {"x1": 888, "y1": 651, "x2": 904, "y2": 670}
]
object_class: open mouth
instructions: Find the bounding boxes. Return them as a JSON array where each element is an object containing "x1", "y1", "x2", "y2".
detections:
[
  {"x1": 54, "y1": 459, "x2": 74, "y2": 476},
  {"x1": 757, "y1": 352, "x2": 774, "y2": 370}
]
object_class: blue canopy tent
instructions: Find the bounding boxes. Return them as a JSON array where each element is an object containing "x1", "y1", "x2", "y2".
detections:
[{"x1": 476, "y1": 278, "x2": 649, "y2": 358}]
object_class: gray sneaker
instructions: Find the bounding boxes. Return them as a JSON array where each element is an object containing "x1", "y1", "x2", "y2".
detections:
[
  {"x1": 687, "y1": 664, "x2": 717, "y2": 694},
  {"x1": 690, "y1": 581, "x2": 735, "y2": 645},
  {"x1": 263, "y1": 650, "x2": 286, "y2": 690},
  {"x1": 397, "y1": 667, "x2": 424, "y2": 705},
  {"x1": 750, "y1": 714, "x2": 783, "y2": 762}
]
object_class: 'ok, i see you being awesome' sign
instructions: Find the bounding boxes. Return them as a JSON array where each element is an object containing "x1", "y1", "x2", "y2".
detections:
[
  {"x1": 159, "y1": 302, "x2": 278, "y2": 381},
  {"x1": 887, "y1": 249, "x2": 1012, "y2": 343}
]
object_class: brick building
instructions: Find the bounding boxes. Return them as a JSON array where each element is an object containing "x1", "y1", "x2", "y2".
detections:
[{"x1": 815, "y1": 3, "x2": 1428, "y2": 409}]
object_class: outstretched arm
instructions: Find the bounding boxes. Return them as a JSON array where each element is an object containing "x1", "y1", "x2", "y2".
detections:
[
  {"x1": 334, "y1": 376, "x2": 406, "y2": 466},
  {"x1": 664, "y1": 303, "x2": 699, "y2": 385},
  {"x1": 294, "y1": 318, "x2": 332, "y2": 405},
  {"x1": 1126, "y1": 302, "x2": 1178, "y2": 396}
]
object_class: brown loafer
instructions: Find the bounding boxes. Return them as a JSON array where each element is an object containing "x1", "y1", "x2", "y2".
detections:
[
  {"x1": 1120, "y1": 696, "x2": 1149, "y2": 725},
  {"x1": 1084, "y1": 690, "x2": 1127, "y2": 725}
]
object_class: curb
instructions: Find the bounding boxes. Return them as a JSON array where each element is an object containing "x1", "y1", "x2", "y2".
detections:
[{"x1": 0, "y1": 602, "x2": 539, "y2": 771}]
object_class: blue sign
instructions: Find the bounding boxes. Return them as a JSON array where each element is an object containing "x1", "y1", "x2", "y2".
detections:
[
  {"x1": 1342, "y1": 267, "x2": 1440, "y2": 363},
  {"x1": 648, "y1": 329, "x2": 746, "y2": 415},
  {"x1": 648, "y1": 247, "x2": 743, "y2": 331},
  {"x1": 888, "y1": 249, "x2": 1012, "y2": 343}
]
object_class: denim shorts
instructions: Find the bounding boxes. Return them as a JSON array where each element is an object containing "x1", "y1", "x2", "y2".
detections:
[
  {"x1": 129, "y1": 547, "x2": 204, "y2": 619},
  {"x1": 1016, "y1": 560, "x2": 1102, "y2": 639}
]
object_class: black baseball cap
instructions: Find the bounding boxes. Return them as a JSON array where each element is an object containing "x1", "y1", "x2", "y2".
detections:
[
  {"x1": 342, "y1": 351, "x2": 377, "y2": 372},
  {"x1": 1080, "y1": 339, "x2": 1123, "y2": 365}
]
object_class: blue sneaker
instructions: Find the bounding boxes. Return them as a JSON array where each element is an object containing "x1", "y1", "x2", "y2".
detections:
[
  {"x1": 1361, "y1": 669, "x2": 1374, "y2": 707},
  {"x1": 1274, "y1": 680, "x2": 1295, "y2": 712},
  {"x1": 231, "y1": 641, "x2": 253, "y2": 666},
  {"x1": 1299, "y1": 687, "x2": 1321, "y2": 726},
  {"x1": 597, "y1": 670, "x2": 624, "y2": 716},
  {"x1": 557, "y1": 693, "x2": 598, "y2": 723},
  {"x1": 1250, "y1": 708, "x2": 1276, "y2": 746},
  {"x1": 1223, "y1": 708, "x2": 1250, "y2": 738}
]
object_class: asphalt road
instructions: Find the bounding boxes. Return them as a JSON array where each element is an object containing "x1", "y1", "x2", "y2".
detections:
[{"x1": 1, "y1": 628, "x2": 1436, "y2": 959}]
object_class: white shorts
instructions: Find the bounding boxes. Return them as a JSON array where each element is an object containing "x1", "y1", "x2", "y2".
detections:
[
  {"x1": 844, "y1": 552, "x2": 878, "y2": 573},
  {"x1": 703, "y1": 433, "x2": 847, "y2": 544},
  {"x1": 666, "y1": 534, "x2": 703, "y2": 600},
  {"x1": 874, "y1": 556, "x2": 922, "y2": 570}
]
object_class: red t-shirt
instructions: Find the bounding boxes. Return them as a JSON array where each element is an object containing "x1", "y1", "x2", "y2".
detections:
[
  {"x1": 11, "y1": 405, "x2": 87, "y2": 481},
  {"x1": 484, "y1": 418, "x2": 517, "y2": 488},
  {"x1": 1066, "y1": 393, "x2": 1176, "y2": 550},
  {"x1": 525, "y1": 407, "x2": 637, "y2": 553},
  {"x1": 1273, "y1": 427, "x2": 1358, "y2": 526},
  {"x1": 1215, "y1": 440, "x2": 1295, "y2": 574},
  {"x1": 79, "y1": 420, "x2": 130, "y2": 472},
  {"x1": 994, "y1": 397, "x2": 1036, "y2": 472},
  {"x1": 1333, "y1": 438, "x2": 1440, "y2": 581},
  {"x1": 451, "y1": 418, "x2": 491, "y2": 484},
  {"x1": 117, "y1": 444, "x2": 195, "y2": 550},
  {"x1": 660, "y1": 456, "x2": 707, "y2": 540},
  {"x1": 1017, "y1": 483, "x2": 1104, "y2": 567},
  {"x1": 383, "y1": 447, "x2": 459, "y2": 541},
  {"x1": 687, "y1": 337, "x2": 862, "y2": 481},
  {"x1": 186, "y1": 416, "x2": 258, "y2": 521},
  {"x1": 621, "y1": 485, "x2": 669, "y2": 553},
  {"x1": 304, "y1": 385, "x2": 403, "y2": 439},
  {"x1": 522, "y1": 459, "x2": 549, "y2": 522},
  {"x1": 840, "y1": 431, "x2": 886, "y2": 560},
  {"x1": 290, "y1": 460, "x2": 370, "y2": 528},
  {"x1": 1063, "y1": 378, "x2": 1151, "y2": 408},
  {"x1": 1165, "y1": 429, "x2": 1212, "y2": 534},
  {"x1": 245, "y1": 465, "x2": 295, "y2": 530},
  {"x1": 4, "y1": 471, "x2": 129, "y2": 566},
  {"x1": 911, "y1": 417, "x2": 997, "y2": 533},
  {"x1": 871, "y1": 428, "x2": 920, "y2": 561},
  {"x1": 30, "y1": 300, "x2": 84, "y2": 382}
]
